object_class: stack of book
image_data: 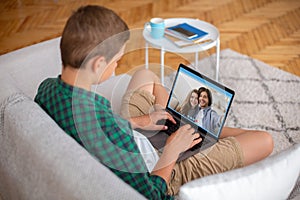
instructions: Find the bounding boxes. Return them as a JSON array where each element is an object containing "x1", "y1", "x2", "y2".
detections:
[{"x1": 164, "y1": 23, "x2": 211, "y2": 48}]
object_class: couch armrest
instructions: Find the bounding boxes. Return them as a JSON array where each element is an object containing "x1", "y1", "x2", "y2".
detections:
[
  {"x1": 0, "y1": 93, "x2": 145, "y2": 200},
  {"x1": 179, "y1": 144, "x2": 300, "y2": 200}
]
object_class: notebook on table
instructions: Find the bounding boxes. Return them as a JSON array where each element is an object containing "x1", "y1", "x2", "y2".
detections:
[{"x1": 139, "y1": 63, "x2": 235, "y2": 162}]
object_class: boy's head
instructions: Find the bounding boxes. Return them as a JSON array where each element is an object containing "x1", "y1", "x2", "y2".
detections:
[{"x1": 60, "y1": 5, "x2": 129, "y2": 69}]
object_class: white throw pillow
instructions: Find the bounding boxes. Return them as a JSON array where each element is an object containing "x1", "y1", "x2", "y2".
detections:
[{"x1": 179, "y1": 144, "x2": 300, "y2": 200}]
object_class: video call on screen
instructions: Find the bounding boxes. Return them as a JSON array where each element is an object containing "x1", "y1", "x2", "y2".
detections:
[{"x1": 168, "y1": 67, "x2": 233, "y2": 137}]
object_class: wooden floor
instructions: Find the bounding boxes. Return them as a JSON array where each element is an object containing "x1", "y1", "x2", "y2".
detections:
[{"x1": 0, "y1": 0, "x2": 299, "y2": 77}]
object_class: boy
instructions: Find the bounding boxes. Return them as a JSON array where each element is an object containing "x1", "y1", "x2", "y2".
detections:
[{"x1": 35, "y1": 5, "x2": 273, "y2": 199}]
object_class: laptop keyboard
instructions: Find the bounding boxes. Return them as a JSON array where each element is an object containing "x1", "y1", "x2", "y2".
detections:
[
  {"x1": 157, "y1": 118, "x2": 181, "y2": 135},
  {"x1": 157, "y1": 118, "x2": 213, "y2": 151}
]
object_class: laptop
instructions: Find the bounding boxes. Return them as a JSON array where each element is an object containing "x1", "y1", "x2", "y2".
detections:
[{"x1": 140, "y1": 63, "x2": 235, "y2": 162}]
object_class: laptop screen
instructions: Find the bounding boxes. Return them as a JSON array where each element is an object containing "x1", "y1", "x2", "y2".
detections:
[{"x1": 167, "y1": 64, "x2": 235, "y2": 139}]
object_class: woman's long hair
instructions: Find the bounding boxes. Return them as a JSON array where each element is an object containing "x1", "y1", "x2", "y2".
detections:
[{"x1": 179, "y1": 89, "x2": 199, "y2": 115}]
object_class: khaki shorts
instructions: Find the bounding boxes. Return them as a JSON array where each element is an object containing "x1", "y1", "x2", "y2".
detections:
[
  {"x1": 121, "y1": 90, "x2": 244, "y2": 195},
  {"x1": 120, "y1": 90, "x2": 156, "y2": 119}
]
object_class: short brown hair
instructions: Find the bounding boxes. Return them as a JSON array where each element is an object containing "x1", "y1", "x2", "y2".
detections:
[{"x1": 60, "y1": 5, "x2": 129, "y2": 68}]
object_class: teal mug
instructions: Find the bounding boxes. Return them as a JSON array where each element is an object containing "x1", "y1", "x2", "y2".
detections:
[{"x1": 146, "y1": 18, "x2": 165, "y2": 39}]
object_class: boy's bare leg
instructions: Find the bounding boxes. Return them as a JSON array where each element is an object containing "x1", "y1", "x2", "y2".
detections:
[
  {"x1": 236, "y1": 130, "x2": 273, "y2": 166},
  {"x1": 126, "y1": 69, "x2": 169, "y2": 109},
  {"x1": 221, "y1": 127, "x2": 251, "y2": 138},
  {"x1": 221, "y1": 127, "x2": 274, "y2": 166}
]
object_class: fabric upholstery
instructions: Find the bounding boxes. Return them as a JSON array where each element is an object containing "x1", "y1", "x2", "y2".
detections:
[
  {"x1": 0, "y1": 38, "x2": 61, "y2": 99},
  {"x1": 0, "y1": 93, "x2": 145, "y2": 200},
  {"x1": 179, "y1": 143, "x2": 300, "y2": 200}
]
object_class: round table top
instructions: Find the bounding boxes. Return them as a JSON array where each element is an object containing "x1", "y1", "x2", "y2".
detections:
[{"x1": 143, "y1": 18, "x2": 219, "y2": 53}]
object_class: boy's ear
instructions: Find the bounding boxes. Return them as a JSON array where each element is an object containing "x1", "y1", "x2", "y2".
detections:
[{"x1": 92, "y1": 56, "x2": 106, "y2": 73}]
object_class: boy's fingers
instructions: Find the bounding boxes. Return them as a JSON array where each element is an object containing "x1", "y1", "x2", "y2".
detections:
[
  {"x1": 181, "y1": 124, "x2": 191, "y2": 131},
  {"x1": 155, "y1": 125, "x2": 168, "y2": 130},
  {"x1": 159, "y1": 111, "x2": 176, "y2": 124},
  {"x1": 191, "y1": 137, "x2": 202, "y2": 147},
  {"x1": 193, "y1": 133, "x2": 201, "y2": 139}
]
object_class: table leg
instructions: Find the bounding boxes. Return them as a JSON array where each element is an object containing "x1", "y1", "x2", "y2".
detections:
[
  {"x1": 216, "y1": 38, "x2": 220, "y2": 81},
  {"x1": 161, "y1": 47, "x2": 165, "y2": 85},
  {"x1": 195, "y1": 52, "x2": 199, "y2": 69},
  {"x1": 145, "y1": 42, "x2": 149, "y2": 69}
]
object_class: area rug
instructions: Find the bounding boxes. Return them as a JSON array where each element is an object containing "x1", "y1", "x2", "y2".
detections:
[
  {"x1": 165, "y1": 49, "x2": 299, "y2": 199},
  {"x1": 165, "y1": 48, "x2": 300, "y2": 155}
]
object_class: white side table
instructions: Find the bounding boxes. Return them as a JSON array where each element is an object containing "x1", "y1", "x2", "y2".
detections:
[{"x1": 143, "y1": 18, "x2": 220, "y2": 84}]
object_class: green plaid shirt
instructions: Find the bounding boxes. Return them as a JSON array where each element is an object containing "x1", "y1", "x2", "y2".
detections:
[{"x1": 34, "y1": 76, "x2": 173, "y2": 200}]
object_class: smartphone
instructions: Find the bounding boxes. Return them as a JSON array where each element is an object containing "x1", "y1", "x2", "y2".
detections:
[{"x1": 171, "y1": 27, "x2": 198, "y2": 39}]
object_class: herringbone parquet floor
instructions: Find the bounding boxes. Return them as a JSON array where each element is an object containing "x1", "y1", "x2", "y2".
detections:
[{"x1": 0, "y1": 0, "x2": 299, "y2": 77}]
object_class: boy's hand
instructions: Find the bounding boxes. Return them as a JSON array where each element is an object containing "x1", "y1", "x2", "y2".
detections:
[
  {"x1": 151, "y1": 125, "x2": 201, "y2": 176},
  {"x1": 130, "y1": 110, "x2": 176, "y2": 131},
  {"x1": 165, "y1": 124, "x2": 202, "y2": 156}
]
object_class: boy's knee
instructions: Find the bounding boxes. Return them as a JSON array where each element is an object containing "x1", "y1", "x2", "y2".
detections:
[
  {"x1": 133, "y1": 69, "x2": 160, "y2": 82},
  {"x1": 261, "y1": 131, "x2": 274, "y2": 155},
  {"x1": 135, "y1": 68, "x2": 155, "y2": 76}
]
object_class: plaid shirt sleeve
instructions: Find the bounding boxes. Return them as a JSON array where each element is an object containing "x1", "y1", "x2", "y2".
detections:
[
  {"x1": 35, "y1": 77, "x2": 173, "y2": 200},
  {"x1": 73, "y1": 98, "x2": 173, "y2": 200}
]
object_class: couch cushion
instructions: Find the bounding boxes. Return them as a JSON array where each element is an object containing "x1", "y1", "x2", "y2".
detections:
[
  {"x1": 289, "y1": 175, "x2": 300, "y2": 199},
  {"x1": 0, "y1": 37, "x2": 61, "y2": 98},
  {"x1": 0, "y1": 75, "x2": 23, "y2": 104},
  {"x1": 93, "y1": 74, "x2": 131, "y2": 114},
  {"x1": 0, "y1": 93, "x2": 145, "y2": 200},
  {"x1": 179, "y1": 143, "x2": 300, "y2": 200}
]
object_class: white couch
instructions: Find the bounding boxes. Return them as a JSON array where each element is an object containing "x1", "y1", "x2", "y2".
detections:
[{"x1": 0, "y1": 37, "x2": 299, "y2": 200}]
